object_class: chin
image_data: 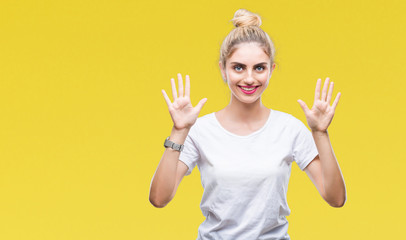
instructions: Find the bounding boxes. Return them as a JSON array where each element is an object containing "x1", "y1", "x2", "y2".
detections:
[{"x1": 234, "y1": 95, "x2": 262, "y2": 104}]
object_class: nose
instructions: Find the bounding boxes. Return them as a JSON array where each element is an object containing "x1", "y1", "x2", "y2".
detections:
[{"x1": 243, "y1": 70, "x2": 255, "y2": 85}]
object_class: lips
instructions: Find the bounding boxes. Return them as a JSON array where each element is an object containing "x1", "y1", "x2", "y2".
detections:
[{"x1": 238, "y1": 86, "x2": 259, "y2": 94}]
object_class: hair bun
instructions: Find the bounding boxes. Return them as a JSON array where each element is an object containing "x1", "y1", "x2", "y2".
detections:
[{"x1": 231, "y1": 9, "x2": 262, "y2": 28}]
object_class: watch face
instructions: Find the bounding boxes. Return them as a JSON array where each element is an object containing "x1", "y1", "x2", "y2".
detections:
[{"x1": 164, "y1": 138, "x2": 171, "y2": 147}]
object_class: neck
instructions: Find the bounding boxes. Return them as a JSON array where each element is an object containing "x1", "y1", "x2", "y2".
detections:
[{"x1": 224, "y1": 95, "x2": 269, "y2": 122}]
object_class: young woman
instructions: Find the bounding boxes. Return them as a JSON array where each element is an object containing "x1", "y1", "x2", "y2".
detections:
[{"x1": 149, "y1": 8, "x2": 346, "y2": 240}]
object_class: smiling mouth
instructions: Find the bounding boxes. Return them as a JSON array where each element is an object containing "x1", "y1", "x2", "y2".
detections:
[
  {"x1": 238, "y1": 86, "x2": 259, "y2": 94},
  {"x1": 239, "y1": 86, "x2": 259, "y2": 91}
]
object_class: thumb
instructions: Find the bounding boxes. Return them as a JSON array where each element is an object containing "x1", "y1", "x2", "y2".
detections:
[
  {"x1": 297, "y1": 99, "x2": 310, "y2": 115},
  {"x1": 195, "y1": 98, "x2": 208, "y2": 113}
]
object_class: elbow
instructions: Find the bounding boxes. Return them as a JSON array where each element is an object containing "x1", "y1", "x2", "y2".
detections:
[
  {"x1": 324, "y1": 187, "x2": 347, "y2": 208},
  {"x1": 329, "y1": 196, "x2": 347, "y2": 208},
  {"x1": 330, "y1": 201, "x2": 344, "y2": 208},
  {"x1": 149, "y1": 180, "x2": 175, "y2": 208},
  {"x1": 149, "y1": 195, "x2": 169, "y2": 208},
  {"x1": 151, "y1": 201, "x2": 167, "y2": 208},
  {"x1": 149, "y1": 198, "x2": 165, "y2": 208}
]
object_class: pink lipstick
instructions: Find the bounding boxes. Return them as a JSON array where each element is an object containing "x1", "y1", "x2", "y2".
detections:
[{"x1": 239, "y1": 86, "x2": 259, "y2": 94}]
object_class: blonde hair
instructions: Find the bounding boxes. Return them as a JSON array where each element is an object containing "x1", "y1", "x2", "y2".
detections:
[{"x1": 219, "y1": 9, "x2": 276, "y2": 83}]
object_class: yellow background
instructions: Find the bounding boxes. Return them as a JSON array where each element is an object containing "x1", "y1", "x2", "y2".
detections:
[{"x1": 0, "y1": 0, "x2": 404, "y2": 239}]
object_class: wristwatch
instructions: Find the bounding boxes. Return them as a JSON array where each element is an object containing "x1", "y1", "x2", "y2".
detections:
[{"x1": 163, "y1": 137, "x2": 184, "y2": 152}]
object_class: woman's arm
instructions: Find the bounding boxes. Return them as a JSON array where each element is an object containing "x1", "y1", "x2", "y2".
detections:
[
  {"x1": 149, "y1": 73, "x2": 207, "y2": 208},
  {"x1": 297, "y1": 77, "x2": 346, "y2": 207},
  {"x1": 149, "y1": 127, "x2": 189, "y2": 208},
  {"x1": 304, "y1": 130, "x2": 346, "y2": 207}
]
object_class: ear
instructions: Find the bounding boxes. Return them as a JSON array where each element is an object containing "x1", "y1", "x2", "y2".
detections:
[
  {"x1": 219, "y1": 61, "x2": 226, "y2": 81},
  {"x1": 268, "y1": 62, "x2": 276, "y2": 79}
]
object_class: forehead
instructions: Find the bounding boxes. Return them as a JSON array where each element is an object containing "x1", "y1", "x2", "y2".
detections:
[{"x1": 228, "y1": 42, "x2": 269, "y2": 63}]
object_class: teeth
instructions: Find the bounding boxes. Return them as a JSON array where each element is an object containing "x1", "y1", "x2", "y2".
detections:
[{"x1": 241, "y1": 87, "x2": 256, "y2": 91}]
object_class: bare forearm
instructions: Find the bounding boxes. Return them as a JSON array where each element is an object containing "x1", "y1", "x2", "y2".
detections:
[
  {"x1": 312, "y1": 130, "x2": 346, "y2": 207},
  {"x1": 149, "y1": 126, "x2": 189, "y2": 207}
]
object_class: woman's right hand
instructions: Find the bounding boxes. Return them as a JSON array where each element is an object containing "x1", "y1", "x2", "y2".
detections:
[{"x1": 162, "y1": 73, "x2": 207, "y2": 130}]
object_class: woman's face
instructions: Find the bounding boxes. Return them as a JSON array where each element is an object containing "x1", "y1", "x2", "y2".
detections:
[{"x1": 219, "y1": 42, "x2": 276, "y2": 105}]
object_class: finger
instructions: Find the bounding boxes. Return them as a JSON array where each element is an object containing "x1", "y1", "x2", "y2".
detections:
[
  {"x1": 178, "y1": 73, "x2": 184, "y2": 97},
  {"x1": 185, "y1": 75, "x2": 190, "y2": 98},
  {"x1": 314, "y1": 78, "x2": 321, "y2": 102},
  {"x1": 171, "y1": 77, "x2": 177, "y2": 100},
  {"x1": 332, "y1": 92, "x2": 341, "y2": 110},
  {"x1": 162, "y1": 89, "x2": 172, "y2": 108},
  {"x1": 326, "y1": 81, "x2": 334, "y2": 105},
  {"x1": 321, "y1": 77, "x2": 330, "y2": 101},
  {"x1": 297, "y1": 99, "x2": 310, "y2": 115},
  {"x1": 195, "y1": 98, "x2": 207, "y2": 113}
]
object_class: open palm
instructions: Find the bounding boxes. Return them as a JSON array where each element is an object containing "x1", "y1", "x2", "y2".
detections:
[
  {"x1": 297, "y1": 77, "x2": 341, "y2": 133},
  {"x1": 162, "y1": 73, "x2": 207, "y2": 130}
]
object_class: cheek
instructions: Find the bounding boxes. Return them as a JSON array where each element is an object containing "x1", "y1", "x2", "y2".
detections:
[
  {"x1": 258, "y1": 73, "x2": 269, "y2": 83},
  {"x1": 262, "y1": 81, "x2": 269, "y2": 89},
  {"x1": 227, "y1": 71, "x2": 241, "y2": 80},
  {"x1": 260, "y1": 74, "x2": 270, "y2": 88}
]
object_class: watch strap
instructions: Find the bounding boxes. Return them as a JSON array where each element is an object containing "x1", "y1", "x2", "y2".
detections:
[{"x1": 164, "y1": 137, "x2": 184, "y2": 152}]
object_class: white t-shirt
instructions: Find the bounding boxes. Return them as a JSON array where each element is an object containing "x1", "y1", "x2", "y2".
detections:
[{"x1": 179, "y1": 109, "x2": 319, "y2": 240}]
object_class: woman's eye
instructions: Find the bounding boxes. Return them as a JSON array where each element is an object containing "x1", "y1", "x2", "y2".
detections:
[
  {"x1": 256, "y1": 66, "x2": 265, "y2": 71},
  {"x1": 234, "y1": 66, "x2": 243, "y2": 71}
]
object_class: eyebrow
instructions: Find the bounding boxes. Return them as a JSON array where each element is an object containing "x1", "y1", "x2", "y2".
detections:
[{"x1": 230, "y1": 62, "x2": 268, "y2": 66}]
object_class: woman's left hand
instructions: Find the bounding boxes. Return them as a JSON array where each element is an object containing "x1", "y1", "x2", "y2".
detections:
[{"x1": 297, "y1": 77, "x2": 341, "y2": 133}]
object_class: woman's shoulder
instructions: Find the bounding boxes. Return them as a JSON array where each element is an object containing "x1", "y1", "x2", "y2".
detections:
[
  {"x1": 188, "y1": 112, "x2": 215, "y2": 135},
  {"x1": 270, "y1": 108, "x2": 295, "y2": 121},
  {"x1": 197, "y1": 112, "x2": 214, "y2": 120},
  {"x1": 194, "y1": 112, "x2": 214, "y2": 125},
  {"x1": 270, "y1": 109, "x2": 305, "y2": 128}
]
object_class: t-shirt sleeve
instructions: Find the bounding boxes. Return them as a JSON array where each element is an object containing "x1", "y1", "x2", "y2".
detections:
[
  {"x1": 291, "y1": 116, "x2": 319, "y2": 171},
  {"x1": 178, "y1": 124, "x2": 200, "y2": 176}
]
